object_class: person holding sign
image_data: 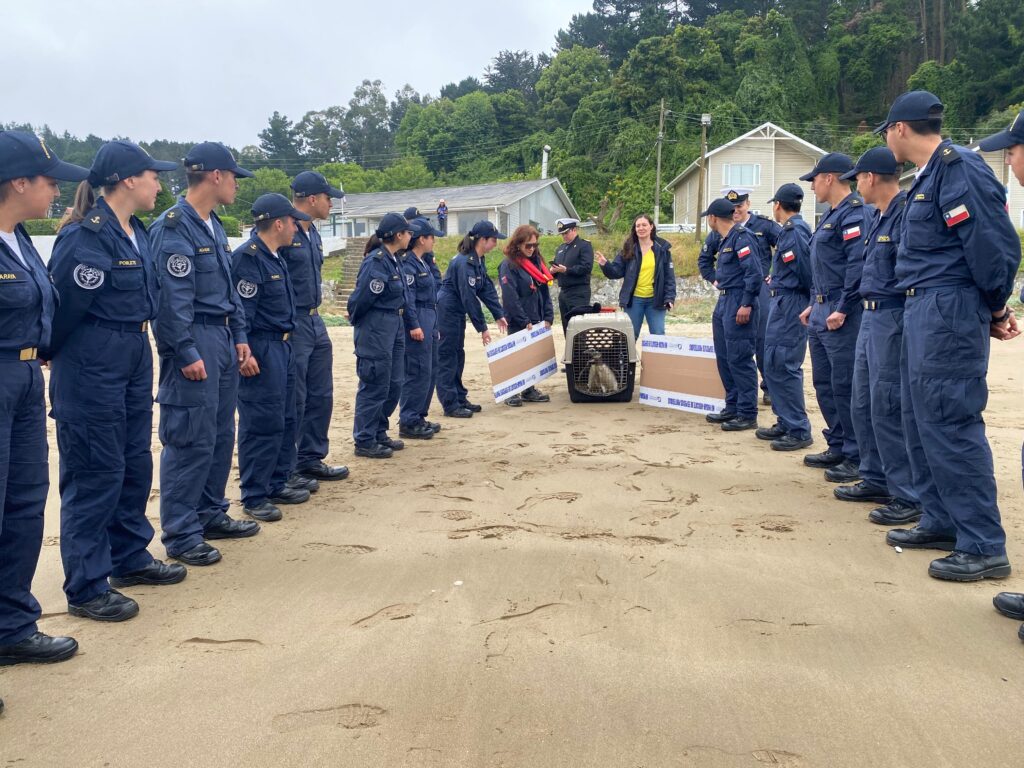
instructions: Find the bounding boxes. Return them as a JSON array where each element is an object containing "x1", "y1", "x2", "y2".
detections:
[{"x1": 498, "y1": 225, "x2": 553, "y2": 407}]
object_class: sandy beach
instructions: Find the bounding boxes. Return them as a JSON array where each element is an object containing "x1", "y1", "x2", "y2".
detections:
[{"x1": 1, "y1": 322, "x2": 1021, "y2": 768}]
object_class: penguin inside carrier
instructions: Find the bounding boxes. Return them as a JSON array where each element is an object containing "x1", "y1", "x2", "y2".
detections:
[{"x1": 562, "y1": 303, "x2": 637, "y2": 402}]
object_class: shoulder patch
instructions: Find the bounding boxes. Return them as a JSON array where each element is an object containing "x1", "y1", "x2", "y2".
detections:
[
  {"x1": 237, "y1": 279, "x2": 258, "y2": 298},
  {"x1": 468, "y1": 276, "x2": 477, "y2": 287},
  {"x1": 166, "y1": 254, "x2": 192, "y2": 277},
  {"x1": 940, "y1": 146, "x2": 962, "y2": 165},
  {"x1": 849, "y1": 198, "x2": 862, "y2": 206},
  {"x1": 163, "y1": 208, "x2": 181, "y2": 228},
  {"x1": 783, "y1": 221, "x2": 794, "y2": 229},
  {"x1": 82, "y1": 210, "x2": 107, "y2": 232},
  {"x1": 405, "y1": 273, "x2": 414, "y2": 286},
  {"x1": 73, "y1": 263, "x2": 105, "y2": 289},
  {"x1": 369, "y1": 278, "x2": 385, "y2": 294}
]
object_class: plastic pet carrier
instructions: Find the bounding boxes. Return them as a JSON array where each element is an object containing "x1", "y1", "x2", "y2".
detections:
[{"x1": 563, "y1": 306, "x2": 637, "y2": 403}]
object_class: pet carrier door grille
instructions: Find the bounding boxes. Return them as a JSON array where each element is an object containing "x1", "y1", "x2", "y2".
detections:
[{"x1": 571, "y1": 327, "x2": 630, "y2": 396}]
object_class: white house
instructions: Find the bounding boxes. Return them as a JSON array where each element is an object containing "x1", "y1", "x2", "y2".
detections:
[{"x1": 665, "y1": 122, "x2": 829, "y2": 227}]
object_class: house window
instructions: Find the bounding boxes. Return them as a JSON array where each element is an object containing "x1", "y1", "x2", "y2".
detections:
[{"x1": 722, "y1": 163, "x2": 761, "y2": 187}]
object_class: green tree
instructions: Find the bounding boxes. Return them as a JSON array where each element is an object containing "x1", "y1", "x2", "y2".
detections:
[
  {"x1": 258, "y1": 112, "x2": 302, "y2": 175},
  {"x1": 295, "y1": 107, "x2": 345, "y2": 164},
  {"x1": 535, "y1": 46, "x2": 611, "y2": 128},
  {"x1": 341, "y1": 80, "x2": 393, "y2": 168},
  {"x1": 226, "y1": 167, "x2": 292, "y2": 219},
  {"x1": 379, "y1": 156, "x2": 435, "y2": 190},
  {"x1": 484, "y1": 51, "x2": 544, "y2": 102},
  {"x1": 440, "y1": 77, "x2": 483, "y2": 101}
]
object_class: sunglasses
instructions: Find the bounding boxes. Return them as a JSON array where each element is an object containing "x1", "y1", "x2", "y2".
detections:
[{"x1": 524, "y1": 242, "x2": 538, "y2": 250}]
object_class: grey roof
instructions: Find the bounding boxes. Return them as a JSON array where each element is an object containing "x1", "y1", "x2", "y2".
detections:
[{"x1": 334, "y1": 178, "x2": 579, "y2": 219}]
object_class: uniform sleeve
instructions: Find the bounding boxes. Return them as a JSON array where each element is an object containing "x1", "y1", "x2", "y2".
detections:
[
  {"x1": 764, "y1": 219, "x2": 782, "y2": 250},
  {"x1": 793, "y1": 226, "x2": 813, "y2": 294},
  {"x1": 660, "y1": 243, "x2": 676, "y2": 305},
  {"x1": 599, "y1": 252, "x2": 626, "y2": 280},
  {"x1": 151, "y1": 223, "x2": 201, "y2": 368},
  {"x1": 476, "y1": 267, "x2": 505, "y2": 324},
  {"x1": 698, "y1": 233, "x2": 718, "y2": 284},
  {"x1": 230, "y1": 252, "x2": 260, "y2": 335},
  {"x1": 453, "y1": 260, "x2": 486, "y2": 333},
  {"x1": 837, "y1": 206, "x2": 868, "y2": 314},
  {"x1": 346, "y1": 256, "x2": 379, "y2": 326},
  {"x1": 739, "y1": 234, "x2": 763, "y2": 306},
  {"x1": 939, "y1": 159, "x2": 1023, "y2": 311},
  {"x1": 399, "y1": 259, "x2": 420, "y2": 331},
  {"x1": 47, "y1": 228, "x2": 108, "y2": 356},
  {"x1": 499, "y1": 262, "x2": 530, "y2": 329},
  {"x1": 568, "y1": 240, "x2": 594, "y2": 276}
]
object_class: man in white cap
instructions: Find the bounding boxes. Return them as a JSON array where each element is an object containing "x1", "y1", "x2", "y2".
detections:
[{"x1": 550, "y1": 218, "x2": 593, "y2": 335}]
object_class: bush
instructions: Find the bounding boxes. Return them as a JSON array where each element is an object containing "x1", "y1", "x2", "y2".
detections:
[
  {"x1": 218, "y1": 215, "x2": 242, "y2": 237},
  {"x1": 23, "y1": 218, "x2": 58, "y2": 236}
]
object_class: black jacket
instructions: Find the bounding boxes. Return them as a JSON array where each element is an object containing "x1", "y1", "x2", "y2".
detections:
[{"x1": 599, "y1": 236, "x2": 677, "y2": 308}]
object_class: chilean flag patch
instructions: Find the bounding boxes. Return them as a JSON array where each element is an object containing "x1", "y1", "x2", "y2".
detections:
[
  {"x1": 944, "y1": 204, "x2": 970, "y2": 227},
  {"x1": 842, "y1": 226, "x2": 861, "y2": 241},
  {"x1": 737, "y1": 246, "x2": 752, "y2": 260},
  {"x1": 781, "y1": 250, "x2": 795, "y2": 263}
]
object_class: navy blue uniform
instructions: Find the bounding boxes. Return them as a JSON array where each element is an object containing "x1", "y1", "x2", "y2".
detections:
[
  {"x1": 232, "y1": 236, "x2": 297, "y2": 507},
  {"x1": 742, "y1": 214, "x2": 782, "y2": 398},
  {"x1": 279, "y1": 223, "x2": 333, "y2": 473},
  {"x1": 898, "y1": 141, "x2": 1021, "y2": 556},
  {"x1": 552, "y1": 235, "x2": 593, "y2": 333},
  {"x1": 399, "y1": 249, "x2": 439, "y2": 428},
  {"x1": 150, "y1": 200, "x2": 248, "y2": 557},
  {"x1": 348, "y1": 246, "x2": 413, "y2": 447},
  {"x1": 435, "y1": 251, "x2": 504, "y2": 412},
  {"x1": 499, "y1": 256, "x2": 554, "y2": 332},
  {"x1": 704, "y1": 225, "x2": 763, "y2": 420},
  {"x1": 0, "y1": 226, "x2": 57, "y2": 645},
  {"x1": 47, "y1": 200, "x2": 159, "y2": 605},
  {"x1": 763, "y1": 214, "x2": 813, "y2": 439},
  {"x1": 807, "y1": 193, "x2": 872, "y2": 461},
  {"x1": 849, "y1": 191, "x2": 917, "y2": 504}
]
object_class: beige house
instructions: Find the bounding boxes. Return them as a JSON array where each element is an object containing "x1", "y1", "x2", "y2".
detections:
[{"x1": 666, "y1": 122, "x2": 828, "y2": 227}]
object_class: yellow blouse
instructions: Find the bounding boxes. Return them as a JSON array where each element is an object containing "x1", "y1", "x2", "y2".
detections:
[{"x1": 634, "y1": 249, "x2": 655, "y2": 298}]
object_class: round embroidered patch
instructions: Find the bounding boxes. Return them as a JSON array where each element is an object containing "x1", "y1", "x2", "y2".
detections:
[
  {"x1": 468, "y1": 276, "x2": 477, "y2": 287},
  {"x1": 369, "y1": 278, "x2": 385, "y2": 294},
  {"x1": 73, "y1": 263, "x2": 104, "y2": 290},
  {"x1": 405, "y1": 273, "x2": 415, "y2": 286},
  {"x1": 167, "y1": 254, "x2": 192, "y2": 278},
  {"x1": 237, "y1": 279, "x2": 258, "y2": 299}
]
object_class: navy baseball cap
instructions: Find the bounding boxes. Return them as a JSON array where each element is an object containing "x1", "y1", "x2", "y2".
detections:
[
  {"x1": 978, "y1": 110, "x2": 1024, "y2": 152},
  {"x1": 799, "y1": 152, "x2": 855, "y2": 181},
  {"x1": 840, "y1": 146, "x2": 900, "y2": 181},
  {"x1": 874, "y1": 90, "x2": 944, "y2": 134},
  {"x1": 403, "y1": 206, "x2": 422, "y2": 220},
  {"x1": 252, "y1": 193, "x2": 311, "y2": 223},
  {"x1": 376, "y1": 212, "x2": 414, "y2": 238},
  {"x1": 411, "y1": 218, "x2": 443, "y2": 238},
  {"x1": 0, "y1": 130, "x2": 89, "y2": 184},
  {"x1": 291, "y1": 170, "x2": 343, "y2": 198},
  {"x1": 88, "y1": 141, "x2": 176, "y2": 186},
  {"x1": 469, "y1": 220, "x2": 506, "y2": 239},
  {"x1": 701, "y1": 198, "x2": 737, "y2": 218},
  {"x1": 767, "y1": 183, "x2": 805, "y2": 205},
  {"x1": 183, "y1": 142, "x2": 253, "y2": 178}
]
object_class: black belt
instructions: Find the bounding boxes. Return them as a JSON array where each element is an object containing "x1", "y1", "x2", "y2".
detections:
[
  {"x1": 814, "y1": 288, "x2": 842, "y2": 304},
  {"x1": 770, "y1": 288, "x2": 805, "y2": 298},
  {"x1": 372, "y1": 307, "x2": 404, "y2": 316},
  {"x1": 249, "y1": 330, "x2": 291, "y2": 341},
  {"x1": 904, "y1": 285, "x2": 971, "y2": 297},
  {"x1": 0, "y1": 347, "x2": 37, "y2": 362},
  {"x1": 86, "y1": 317, "x2": 149, "y2": 333},
  {"x1": 193, "y1": 314, "x2": 230, "y2": 326},
  {"x1": 416, "y1": 302, "x2": 436, "y2": 309},
  {"x1": 863, "y1": 297, "x2": 905, "y2": 311},
  {"x1": 298, "y1": 307, "x2": 319, "y2": 316}
]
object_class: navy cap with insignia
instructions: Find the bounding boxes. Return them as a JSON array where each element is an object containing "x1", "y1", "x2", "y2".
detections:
[
  {"x1": 88, "y1": 141, "x2": 176, "y2": 187},
  {"x1": 183, "y1": 142, "x2": 254, "y2": 178},
  {"x1": 767, "y1": 183, "x2": 805, "y2": 205},
  {"x1": 0, "y1": 130, "x2": 89, "y2": 185},
  {"x1": 840, "y1": 146, "x2": 900, "y2": 181},
  {"x1": 701, "y1": 198, "x2": 738, "y2": 218},
  {"x1": 556, "y1": 217, "x2": 580, "y2": 234},
  {"x1": 469, "y1": 220, "x2": 506, "y2": 239},
  {"x1": 874, "y1": 90, "x2": 944, "y2": 135},
  {"x1": 799, "y1": 152, "x2": 855, "y2": 181},
  {"x1": 251, "y1": 193, "x2": 311, "y2": 223},
  {"x1": 978, "y1": 109, "x2": 1024, "y2": 152},
  {"x1": 376, "y1": 212, "x2": 414, "y2": 238},
  {"x1": 410, "y1": 218, "x2": 443, "y2": 238},
  {"x1": 291, "y1": 170, "x2": 343, "y2": 198},
  {"x1": 403, "y1": 206, "x2": 422, "y2": 221},
  {"x1": 721, "y1": 187, "x2": 751, "y2": 204}
]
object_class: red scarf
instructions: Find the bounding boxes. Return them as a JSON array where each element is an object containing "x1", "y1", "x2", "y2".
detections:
[{"x1": 516, "y1": 254, "x2": 554, "y2": 287}]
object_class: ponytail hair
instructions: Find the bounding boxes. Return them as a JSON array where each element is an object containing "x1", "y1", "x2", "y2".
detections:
[
  {"x1": 56, "y1": 180, "x2": 116, "y2": 233},
  {"x1": 363, "y1": 234, "x2": 382, "y2": 256},
  {"x1": 457, "y1": 233, "x2": 478, "y2": 254}
]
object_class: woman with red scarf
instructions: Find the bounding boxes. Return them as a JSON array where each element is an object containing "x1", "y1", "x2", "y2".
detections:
[{"x1": 498, "y1": 225, "x2": 554, "y2": 407}]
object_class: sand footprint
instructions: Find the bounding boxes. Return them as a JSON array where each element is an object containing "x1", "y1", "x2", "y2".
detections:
[
  {"x1": 272, "y1": 703, "x2": 388, "y2": 733},
  {"x1": 351, "y1": 604, "x2": 417, "y2": 628},
  {"x1": 303, "y1": 543, "x2": 377, "y2": 555}
]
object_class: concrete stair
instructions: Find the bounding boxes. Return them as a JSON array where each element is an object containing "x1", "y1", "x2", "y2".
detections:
[{"x1": 333, "y1": 237, "x2": 370, "y2": 309}]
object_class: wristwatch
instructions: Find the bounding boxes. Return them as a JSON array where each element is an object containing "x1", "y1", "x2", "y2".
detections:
[{"x1": 992, "y1": 307, "x2": 1013, "y2": 323}]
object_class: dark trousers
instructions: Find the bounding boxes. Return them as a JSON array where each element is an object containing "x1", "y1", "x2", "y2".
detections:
[
  {"x1": 558, "y1": 286, "x2": 591, "y2": 335},
  {"x1": 291, "y1": 311, "x2": 333, "y2": 471},
  {"x1": 807, "y1": 301, "x2": 861, "y2": 461},
  {"x1": 156, "y1": 324, "x2": 237, "y2": 557},
  {"x1": 0, "y1": 361, "x2": 48, "y2": 644},
  {"x1": 400, "y1": 306, "x2": 437, "y2": 426},
  {"x1": 711, "y1": 292, "x2": 759, "y2": 420},
  {"x1": 755, "y1": 281, "x2": 770, "y2": 397},
  {"x1": 352, "y1": 313, "x2": 404, "y2": 447},
  {"x1": 436, "y1": 303, "x2": 469, "y2": 412},
  {"x1": 238, "y1": 338, "x2": 296, "y2": 507},
  {"x1": 50, "y1": 325, "x2": 155, "y2": 604},
  {"x1": 902, "y1": 288, "x2": 1005, "y2": 556},
  {"x1": 762, "y1": 292, "x2": 811, "y2": 439}
]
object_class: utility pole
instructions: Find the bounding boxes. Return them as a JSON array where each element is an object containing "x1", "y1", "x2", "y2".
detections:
[
  {"x1": 695, "y1": 113, "x2": 711, "y2": 242},
  {"x1": 654, "y1": 99, "x2": 665, "y2": 226}
]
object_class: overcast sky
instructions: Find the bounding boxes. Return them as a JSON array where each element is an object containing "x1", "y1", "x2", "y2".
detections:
[{"x1": 4, "y1": 0, "x2": 594, "y2": 148}]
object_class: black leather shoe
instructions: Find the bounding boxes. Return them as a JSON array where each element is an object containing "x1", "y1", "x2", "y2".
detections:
[
  {"x1": 834, "y1": 481, "x2": 891, "y2": 504},
  {"x1": 993, "y1": 592, "x2": 1024, "y2": 620},
  {"x1": 928, "y1": 551, "x2": 1011, "y2": 582},
  {"x1": 756, "y1": 423, "x2": 786, "y2": 441},
  {"x1": 761, "y1": 392, "x2": 772, "y2": 406},
  {"x1": 0, "y1": 632, "x2": 78, "y2": 666},
  {"x1": 426, "y1": 421, "x2": 441, "y2": 433},
  {"x1": 771, "y1": 434, "x2": 813, "y2": 451},
  {"x1": 506, "y1": 395, "x2": 523, "y2": 407},
  {"x1": 869, "y1": 498, "x2": 922, "y2": 526},
  {"x1": 521, "y1": 388, "x2": 550, "y2": 403},
  {"x1": 0, "y1": 697, "x2": 4, "y2": 715},
  {"x1": 399, "y1": 423, "x2": 434, "y2": 439},
  {"x1": 722, "y1": 417, "x2": 757, "y2": 432},
  {"x1": 286, "y1": 474, "x2": 319, "y2": 493},
  {"x1": 460, "y1": 401, "x2": 482, "y2": 413},
  {"x1": 355, "y1": 442, "x2": 393, "y2": 458},
  {"x1": 706, "y1": 410, "x2": 736, "y2": 424},
  {"x1": 174, "y1": 542, "x2": 222, "y2": 566},
  {"x1": 803, "y1": 449, "x2": 844, "y2": 468},
  {"x1": 886, "y1": 526, "x2": 956, "y2": 551},
  {"x1": 244, "y1": 501, "x2": 283, "y2": 522},
  {"x1": 824, "y1": 459, "x2": 860, "y2": 483},
  {"x1": 268, "y1": 487, "x2": 310, "y2": 505},
  {"x1": 110, "y1": 560, "x2": 187, "y2": 588},
  {"x1": 68, "y1": 589, "x2": 139, "y2": 623},
  {"x1": 204, "y1": 517, "x2": 260, "y2": 540},
  {"x1": 1019, "y1": 623, "x2": 1024, "y2": 643},
  {"x1": 444, "y1": 407, "x2": 473, "y2": 418},
  {"x1": 296, "y1": 462, "x2": 349, "y2": 481}
]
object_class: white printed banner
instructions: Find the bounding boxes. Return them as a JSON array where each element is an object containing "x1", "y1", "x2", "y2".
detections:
[
  {"x1": 485, "y1": 325, "x2": 558, "y2": 403},
  {"x1": 638, "y1": 335, "x2": 726, "y2": 415}
]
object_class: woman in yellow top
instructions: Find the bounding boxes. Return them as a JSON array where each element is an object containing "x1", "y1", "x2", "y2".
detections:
[{"x1": 596, "y1": 213, "x2": 676, "y2": 337}]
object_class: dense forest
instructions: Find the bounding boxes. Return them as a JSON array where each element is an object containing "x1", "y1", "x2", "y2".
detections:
[{"x1": 4, "y1": 0, "x2": 1023, "y2": 227}]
